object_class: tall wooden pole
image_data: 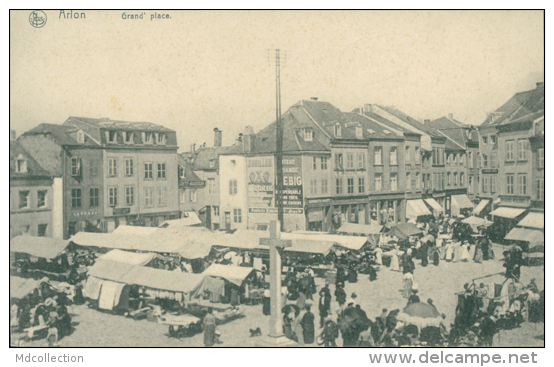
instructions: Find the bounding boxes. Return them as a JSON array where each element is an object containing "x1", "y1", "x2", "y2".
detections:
[{"x1": 275, "y1": 49, "x2": 284, "y2": 232}]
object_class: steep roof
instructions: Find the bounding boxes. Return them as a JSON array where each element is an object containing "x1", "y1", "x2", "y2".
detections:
[
  {"x1": 10, "y1": 140, "x2": 52, "y2": 178},
  {"x1": 427, "y1": 116, "x2": 471, "y2": 148},
  {"x1": 356, "y1": 109, "x2": 420, "y2": 136},
  {"x1": 251, "y1": 110, "x2": 330, "y2": 154},
  {"x1": 22, "y1": 123, "x2": 82, "y2": 146},
  {"x1": 343, "y1": 112, "x2": 404, "y2": 139},
  {"x1": 376, "y1": 105, "x2": 443, "y2": 137},
  {"x1": 187, "y1": 144, "x2": 242, "y2": 170},
  {"x1": 66, "y1": 116, "x2": 174, "y2": 132},
  {"x1": 481, "y1": 84, "x2": 544, "y2": 127}
]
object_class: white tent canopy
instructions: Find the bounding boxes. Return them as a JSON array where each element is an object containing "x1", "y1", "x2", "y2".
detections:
[{"x1": 97, "y1": 249, "x2": 157, "y2": 266}]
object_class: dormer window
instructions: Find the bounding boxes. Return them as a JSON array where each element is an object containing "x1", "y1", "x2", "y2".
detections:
[
  {"x1": 15, "y1": 158, "x2": 27, "y2": 173},
  {"x1": 77, "y1": 130, "x2": 85, "y2": 144},
  {"x1": 157, "y1": 133, "x2": 166, "y2": 145},
  {"x1": 107, "y1": 130, "x2": 118, "y2": 143},
  {"x1": 125, "y1": 131, "x2": 134, "y2": 144},
  {"x1": 143, "y1": 132, "x2": 154, "y2": 144},
  {"x1": 355, "y1": 124, "x2": 363, "y2": 139},
  {"x1": 334, "y1": 123, "x2": 342, "y2": 137},
  {"x1": 179, "y1": 166, "x2": 186, "y2": 178},
  {"x1": 301, "y1": 128, "x2": 313, "y2": 141},
  {"x1": 209, "y1": 159, "x2": 216, "y2": 168}
]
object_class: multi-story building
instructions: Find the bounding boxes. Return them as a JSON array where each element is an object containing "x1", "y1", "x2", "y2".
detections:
[
  {"x1": 484, "y1": 82, "x2": 544, "y2": 238},
  {"x1": 363, "y1": 105, "x2": 472, "y2": 217},
  {"x1": 427, "y1": 114, "x2": 480, "y2": 214},
  {"x1": 181, "y1": 128, "x2": 241, "y2": 229},
  {"x1": 10, "y1": 134, "x2": 62, "y2": 239},
  {"x1": 18, "y1": 117, "x2": 180, "y2": 238}
]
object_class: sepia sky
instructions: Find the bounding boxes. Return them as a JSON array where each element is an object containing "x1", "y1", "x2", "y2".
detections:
[{"x1": 10, "y1": 10, "x2": 544, "y2": 151}]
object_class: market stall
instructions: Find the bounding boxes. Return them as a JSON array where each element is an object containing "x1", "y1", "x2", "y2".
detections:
[{"x1": 10, "y1": 236, "x2": 72, "y2": 280}]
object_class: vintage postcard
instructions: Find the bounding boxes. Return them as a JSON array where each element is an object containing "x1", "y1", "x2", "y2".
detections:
[{"x1": 9, "y1": 10, "x2": 544, "y2": 351}]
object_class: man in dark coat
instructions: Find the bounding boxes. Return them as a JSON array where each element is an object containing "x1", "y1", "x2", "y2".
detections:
[
  {"x1": 335, "y1": 283, "x2": 347, "y2": 308},
  {"x1": 318, "y1": 283, "x2": 332, "y2": 328},
  {"x1": 407, "y1": 289, "x2": 421, "y2": 305},
  {"x1": 420, "y1": 242, "x2": 429, "y2": 267},
  {"x1": 322, "y1": 319, "x2": 339, "y2": 347},
  {"x1": 301, "y1": 304, "x2": 315, "y2": 344}
]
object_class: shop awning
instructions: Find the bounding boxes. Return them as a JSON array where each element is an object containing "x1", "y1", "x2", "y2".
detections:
[
  {"x1": 10, "y1": 236, "x2": 70, "y2": 260},
  {"x1": 490, "y1": 207, "x2": 526, "y2": 219},
  {"x1": 97, "y1": 250, "x2": 157, "y2": 266},
  {"x1": 10, "y1": 276, "x2": 49, "y2": 300},
  {"x1": 406, "y1": 199, "x2": 432, "y2": 219},
  {"x1": 424, "y1": 198, "x2": 444, "y2": 213},
  {"x1": 517, "y1": 212, "x2": 544, "y2": 229},
  {"x1": 505, "y1": 228, "x2": 544, "y2": 244},
  {"x1": 201, "y1": 264, "x2": 255, "y2": 286},
  {"x1": 473, "y1": 199, "x2": 490, "y2": 215},
  {"x1": 452, "y1": 195, "x2": 474, "y2": 209},
  {"x1": 337, "y1": 223, "x2": 384, "y2": 236}
]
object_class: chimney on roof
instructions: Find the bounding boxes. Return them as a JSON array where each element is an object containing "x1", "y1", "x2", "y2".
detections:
[
  {"x1": 243, "y1": 126, "x2": 256, "y2": 153},
  {"x1": 537, "y1": 82, "x2": 544, "y2": 89},
  {"x1": 10, "y1": 130, "x2": 16, "y2": 141},
  {"x1": 190, "y1": 143, "x2": 196, "y2": 153},
  {"x1": 448, "y1": 113, "x2": 453, "y2": 120},
  {"x1": 311, "y1": 97, "x2": 318, "y2": 101},
  {"x1": 363, "y1": 104, "x2": 374, "y2": 113},
  {"x1": 214, "y1": 128, "x2": 222, "y2": 147}
]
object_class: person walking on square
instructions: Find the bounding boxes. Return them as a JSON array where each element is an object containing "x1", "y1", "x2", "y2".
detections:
[
  {"x1": 403, "y1": 271, "x2": 414, "y2": 298},
  {"x1": 293, "y1": 307, "x2": 306, "y2": 346},
  {"x1": 322, "y1": 318, "x2": 339, "y2": 347},
  {"x1": 203, "y1": 308, "x2": 217, "y2": 347},
  {"x1": 335, "y1": 283, "x2": 346, "y2": 309},
  {"x1": 319, "y1": 284, "x2": 332, "y2": 328},
  {"x1": 302, "y1": 304, "x2": 315, "y2": 344}
]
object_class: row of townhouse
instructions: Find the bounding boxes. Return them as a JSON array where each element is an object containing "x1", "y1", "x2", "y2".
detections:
[
  {"x1": 218, "y1": 98, "x2": 476, "y2": 232},
  {"x1": 10, "y1": 117, "x2": 180, "y2": 239},
  {"x1": 474, "y1": 82, "x2": 544, "y2": 239}
]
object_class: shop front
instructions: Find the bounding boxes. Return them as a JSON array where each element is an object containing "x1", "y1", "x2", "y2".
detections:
[{"x1": 368, "y1": 195, "x2": 405, "y2": 225}]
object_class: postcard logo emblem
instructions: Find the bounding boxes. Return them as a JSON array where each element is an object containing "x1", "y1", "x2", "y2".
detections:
[{"x1": 29, "y1": 11, "x2": 47, "y2": 28}]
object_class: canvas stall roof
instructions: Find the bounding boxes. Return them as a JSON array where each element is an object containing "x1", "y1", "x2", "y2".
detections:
[
  {"x1": 337, "y1": 223, "x2": 383, "y2": 235},
  {"x1": 473, "y1": 199, "x2": 490, "y2": 215},
  {"x1": 406, "y1": 199, "x2": 432, "y2": 219},
  {"x1": 87, "y1": 260, "x2": 135, "y2": 282},
  {"x1": 202, "y1": 264, "x2": 255, "y2": 286},
  {"x1": 490, "y1": 207, "x2": 526, "y2": 219},
  {"x1": 122, "y1": 266, "x2": 203, "y2": 293},
  {"x1": 517, "y1": 212, "x2": 544, "y2": 229},
  {"x1": 112, "y1": 225, "x2": 158, "y2": 235},
  {"x1": 451, "y1": 195, "x2": 474, "y2": 209},
  {"x1": 10, "y1": 276, "x2": 49, "y2": 299},
  {"x1": 159, "y1": 212, "x2": 202, "y2": 228},
  {"x1": 224, "y1": 230, "x2": 268, "y2": 250},
  {"x1": 284, "y1": 240, "x2": 336, "y2": 255},
  {"x1": 283, "y1": 232, "x2": 368, "y2": 250},
  {"x1": 461, "y1": 216, "x2": 493, "y2": 227},
  {"x1": 387, "y1": 223, "x2": 423, "y2": 239},
  {"x1": 504, "y1": 228, "x2": 544, "y2": 244},
  {"x1": 424, "y1": 198, "x2": 445, "y2": 213},
  {"x1": 97, "y1": 250, "x2": 157, "y2": 266},
  {"x1": 10, "y1": 236, "x2": 70, "y2": 259}
]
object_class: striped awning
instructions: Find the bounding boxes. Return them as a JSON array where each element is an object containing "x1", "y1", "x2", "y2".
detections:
[
  {"x1": 406, "y1": 199, "x2": 432, "y2": 219},
  {"x1": 424, "y1": 198, "x2": 444, "y2": 213},
  {"x1": 451, "y1": 195, "x2": 474, "y2": 209}
]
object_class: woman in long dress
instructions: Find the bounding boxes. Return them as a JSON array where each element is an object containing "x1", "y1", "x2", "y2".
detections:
[
  {"x1": 474, "y1": 242, "x2": 483, "y2": 263},
  {"x1": 461, "y1": 242, "x2": 471, "y2": 262},
  {"x1": 389, "y1": 248, "x2": 400, "y2": 272},
  {"x1": 403, "y1": 272, "x2": 414, "y2": 298},
  {"x1": 374, "y1": 247, "x2": 383, "y2": 265},
  {"x1": 203, "y1": 308, "x2": 217, "y2": 347},
  {"x1": 445, "y1": 241, "x2": 454, "y2": 261},
  {"x1": 452, "y1": 242, "x2": 463, "y2": 263}
]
